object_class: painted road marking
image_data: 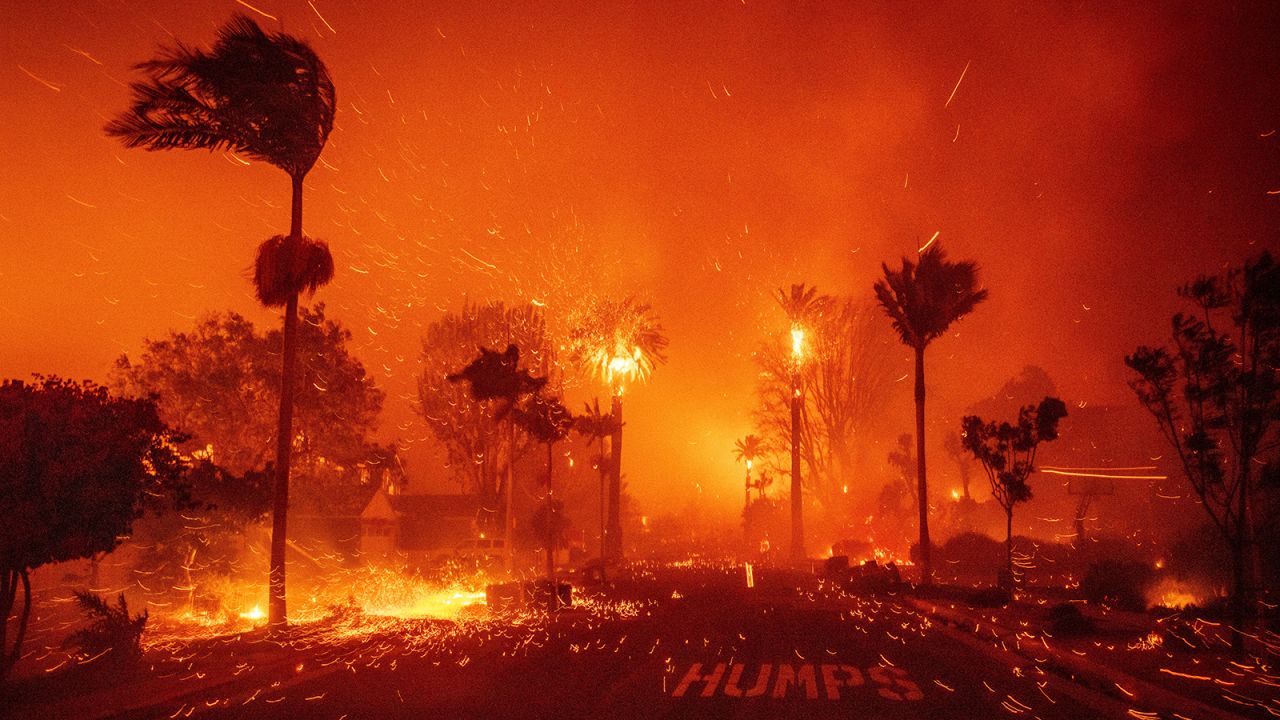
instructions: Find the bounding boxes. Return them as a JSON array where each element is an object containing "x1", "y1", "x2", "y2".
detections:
[{"x1": 671, "y1": 662, "x2": 924, "y2": 701}]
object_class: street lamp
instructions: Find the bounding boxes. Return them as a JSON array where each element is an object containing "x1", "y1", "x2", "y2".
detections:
[{"x1": 789, "y1": 324, "x2": 805, "y2": 562}]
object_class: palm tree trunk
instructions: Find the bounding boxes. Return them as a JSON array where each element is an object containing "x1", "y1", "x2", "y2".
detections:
[
  {"x1": 268, "y1": 174, "x2": 305, "y2": 629},
  {"x1": 506, "y1": 414, "x2": 516, "y2": 574},
  {"x1": 546, "y1": 440, "x2": 555, "y2": 583},
  {"x1": 608, "y1": 393, "x2": 623, "y2": 560},
  {"x1": 914, "y1": 344, "x2": 931, "y2": 585},
  {"x1": 791, "y1": 372, "x2": 804, "y2": 561},
  {"x1": 598, "y1": 435, "x2": 607, "y2": 582}
]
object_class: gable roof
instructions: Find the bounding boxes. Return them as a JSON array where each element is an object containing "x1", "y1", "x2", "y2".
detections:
[{"x1": 388, "y1": 493, "x2": 479, "y2": 519}]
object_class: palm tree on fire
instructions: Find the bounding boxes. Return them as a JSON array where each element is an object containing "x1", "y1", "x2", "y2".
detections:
[
  {"x1": 568, "y1": 296, "x2": 668, "y2": 560},
  {"x1": 775, "y1": 283, "x2": 829, "y2": 561},
  {"x1": 873, "y1": 244, "x2": 987, "y2": 585},
  {"x1": 107, "y1": 14, "x2": 337, "y2": 628},
  {"x1": 733, "y1": 434, "x2": 764, "y2": 509}
]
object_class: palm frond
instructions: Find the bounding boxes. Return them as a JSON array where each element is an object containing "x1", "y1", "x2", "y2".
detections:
[
  {"x1": 874, "y1": 243, "x2": 987, "y2": 349},
  {"x1": 253, "y1": 235, "x2": 334, "y2": 307},
  {"x1": 107, "y1": 13, "x2": 335, "y2": 178}
]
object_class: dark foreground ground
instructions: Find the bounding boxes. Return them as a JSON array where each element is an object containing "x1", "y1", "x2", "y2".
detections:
[{"x1": 1, "y1": 562, "x2": 1243, "y2": 719}]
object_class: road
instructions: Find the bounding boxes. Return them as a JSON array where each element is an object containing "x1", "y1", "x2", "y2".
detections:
[{"x1": 55, "y1": 561, "x2": 1130, "y2": 720}]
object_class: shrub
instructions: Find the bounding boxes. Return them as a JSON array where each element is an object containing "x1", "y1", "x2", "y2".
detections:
[
  {"x1": 1046, "y1": 602, "x2": 1092, "y2": 636},
  {"x1": 965, "y1": 586, "x2": 1012, "y2": 608},
  {"x1": 64, "y1": 592, "x2": 147, "y2": 665},
  {"x1": 1082, "y1": 560, "x2": 1153, "y2": 612}
]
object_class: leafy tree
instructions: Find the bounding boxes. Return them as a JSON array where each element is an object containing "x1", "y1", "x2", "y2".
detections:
[
  {"x1": 961, "y1": 397, "x2": 1068, "y2": 584},
  {"x1": 0, "y1": 377, "x2": 187, "y2": 679},
  {"x1": 1126, "y1": 251, "x2": 1280, "y2": 653},
  {"x1": 420, "y1": 303, "x2": 553, "y2": 523},
  {"x1": 874, "y1": 243, "x2": 988, "y2": 584},
  {"x1": 112, "y1": 306, "x2": 389, "y2": 515},
  {"x1": 108, "y1": 14, "x2": 338, "y2": 629},
  {"x1": 754, "y1": 299, "x2": 897, "y2": 512},
  {"x1": 568, "y1": 296, "x2": 668, "y2": 559}
]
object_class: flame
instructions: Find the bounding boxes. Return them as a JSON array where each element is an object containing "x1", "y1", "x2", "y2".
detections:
[
  {"x1": 790, "y1": 326, "x2": 805, "y2": 359},
  {"x1": 238, "y1": 605, "x2": 264, "y2": 621}
]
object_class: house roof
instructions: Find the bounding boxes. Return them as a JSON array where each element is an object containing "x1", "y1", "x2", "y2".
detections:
[{"x1": 389, "y1": 493, "x2": 479, "y2": 518}]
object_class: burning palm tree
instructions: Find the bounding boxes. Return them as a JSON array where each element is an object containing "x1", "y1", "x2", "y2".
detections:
[
  {"x1": 775, "y1": 283, "x2": 829, "y2": 561},
  {"x1": 107, "y1": 14, "x2": 336, "y2": 628},
  {"x1": 873, "y1": 244, "x2": 987, "y2": 585},
  {"x1": 568, "y1": 297, "x2": 668, "y2": 560},
  {"x1": 733, "y1": 434, "x2": 764, "y2": 510}
]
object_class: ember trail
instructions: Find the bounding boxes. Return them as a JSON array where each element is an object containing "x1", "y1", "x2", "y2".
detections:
[{"x1": 2, "y1": 3, "x2": 1279, "y2": 720}]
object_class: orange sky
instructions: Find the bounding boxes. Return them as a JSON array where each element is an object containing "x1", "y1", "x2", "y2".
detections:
[{"x1": 1, "y1": 1, "x2": 1277, "y2": 518}]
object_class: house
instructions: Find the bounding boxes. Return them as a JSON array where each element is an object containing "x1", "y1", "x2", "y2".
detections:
[{"x1": 359, "y1": 487, "x2": 481, "y2": 558}]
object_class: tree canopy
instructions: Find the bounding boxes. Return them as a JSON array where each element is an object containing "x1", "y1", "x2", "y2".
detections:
[
  {"x1": 419, "y1": 302, "x2": 554, "y2": 503},
  {"x1": 1126, "y1": 250, "x2": 1279, "y2": 653},
  {"x1": 0, "y1": 377, "x2": 187, "y2": 678},
  {"x1": 112, "y1": 305, "x2": 389, "y2": 514}
]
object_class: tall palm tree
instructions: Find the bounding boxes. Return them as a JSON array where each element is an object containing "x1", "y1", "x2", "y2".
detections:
[
  {"x1": 107, "y1": 14, "x2": 337, "y2": 628},
  {"x1": 733, "y1": 434, "x2": 764, "y2": 509},
  {"x1": 775, "y1": 284, "x2": 829, "y2": 561},
  {"x1": 873, "y1": 244, "x2": 987, "y2": 585},
  {"x1": 576, "y1": 399, "x2": 622, "y2": 576},
  {"x1": 568, "y1": 296, "x2": 668, "y2": 560},
  {"x1": 514, "y1": 392, "x2": 573, "y2": 587}
]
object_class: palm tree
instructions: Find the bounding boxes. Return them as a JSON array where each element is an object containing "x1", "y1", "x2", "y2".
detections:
[
  {"x1": 576, "y1": 399, "x2": 622, "y2": 576},
  {"x1": 448, "y1": 344, "x2": 548, "y2": 572},
  {"x1": 514, "y1": 392, "x2": 573, "y2": 588},
  {"x1": 873, "y1": 244, "x2": 987, "y2": 585},
  {"x1": 568, "y1": 297, "x2": 668, "y2": 560},
  {"x1": 733, "y1": 434, "x2": 764, "y2": 510},
  {"x1": 107, "y1": 14, "x2": 337, "y2": 628},
  {"x1": 775, "y1": 284, "x2": 829, "y2": 561}
]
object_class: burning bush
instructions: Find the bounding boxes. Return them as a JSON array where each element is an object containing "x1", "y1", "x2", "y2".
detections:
[
  {"x1": 1082, "y1": 559, "x2": 1153, "y2": 612},
  {"x1": 64, "y1": 592, "x2": 148, "y2": 666}
]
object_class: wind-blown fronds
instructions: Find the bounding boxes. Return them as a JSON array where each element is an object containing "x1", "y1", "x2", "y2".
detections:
[
  {"x1": 873, "y1": 244, "x2": 988, "y2": 350},
  {"x1": 253, "y1": 234, "x2": 334, "y2": 307},
  {"x1": 105, "y1": 13, "x2": 335, "y2": 179}
]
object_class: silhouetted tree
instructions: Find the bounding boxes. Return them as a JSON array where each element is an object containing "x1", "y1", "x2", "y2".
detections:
[
  {"x1": 448, "y1": 341, "x2": 549, "y2": 568},
  {"x1": 112, "y1": 306, "x2": 390, "y2": 515},
  {"x1": 576, "y1": 399, "x2": 622, "y2": 570},
  {"x1": 568, "y1": 296, "x2": 668, "y2": 559},
  {"x1": 514, "y1": 392, "x2": 574, "y2": 580},
  {"x1": 108, "y1": 14, "x2": 338, "y2": 629},
  {"x1": 754, "y1": 298, "x2": 897, "y2": 514},
  {"x1": 1126, "y1": 251, "x2": 1280, "y2": 654},
  {"x1": 961, "y1": 397, "x2": 1068, "y2": 585},
  {"x1": 419, "y1": 303, "x2": 552, "y2": 525},
  {"x1": 0, "y1": 377, "x2": 187, "y2": 679},
  {"x1": 874, "y1": 243, "x2": 988, "y2": 584}
]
